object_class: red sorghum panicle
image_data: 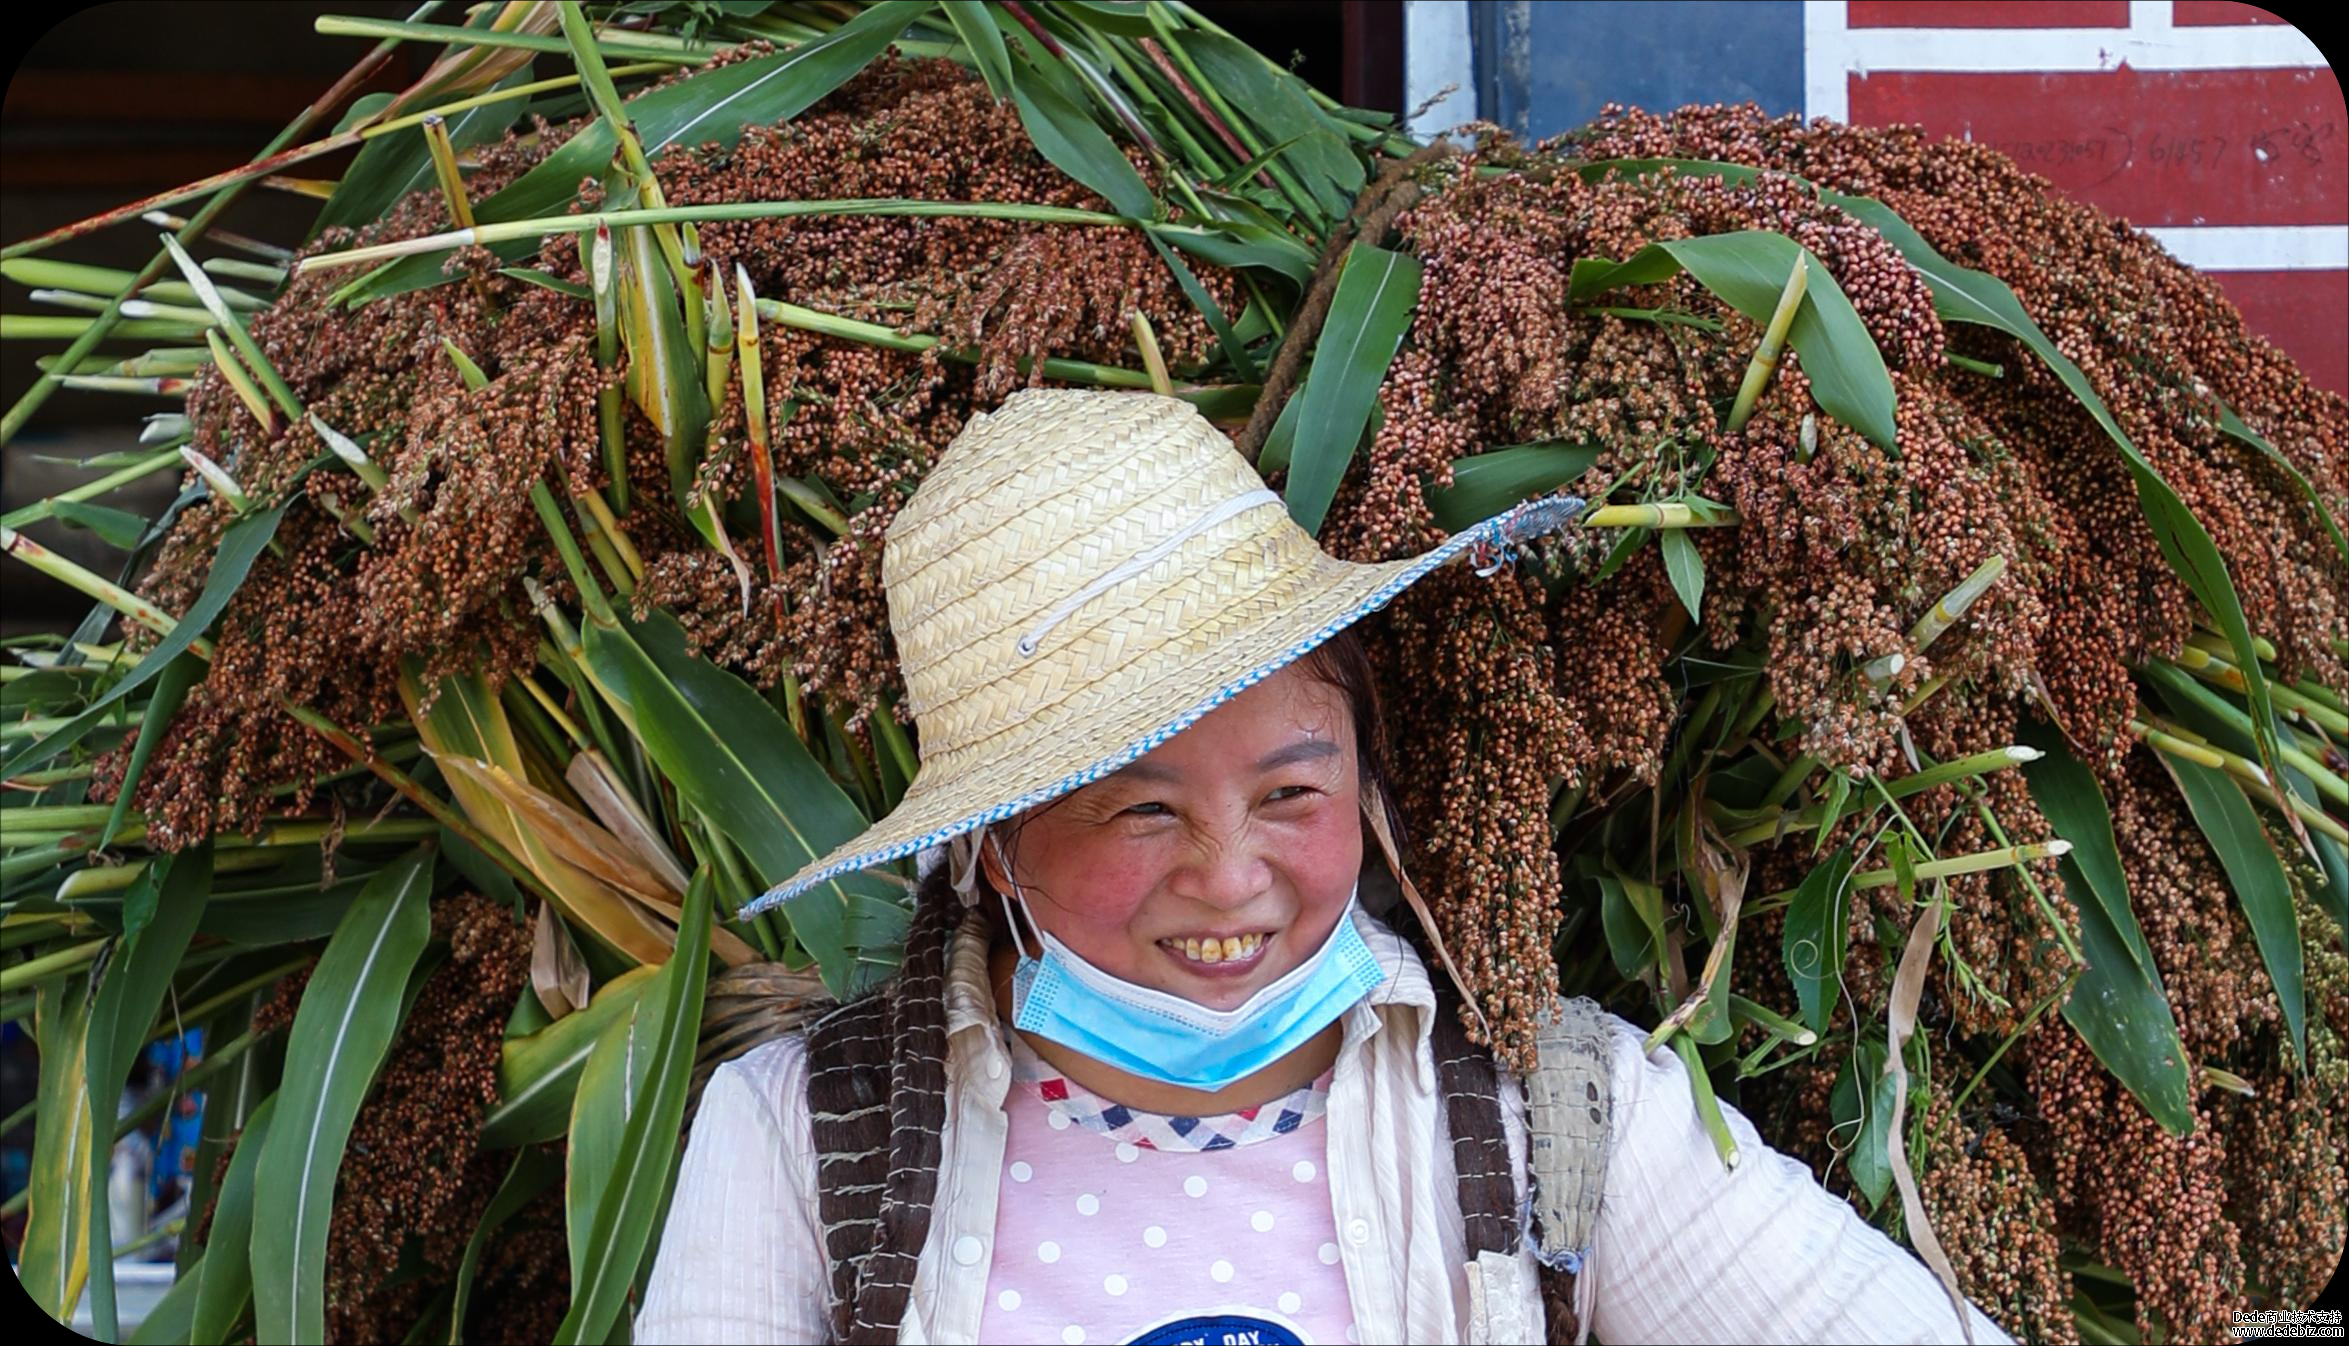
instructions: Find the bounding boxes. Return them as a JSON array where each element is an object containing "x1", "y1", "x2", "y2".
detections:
[
  {"x1": 1918, "y1": 1091, "x2": 2079, "y2": 1343},
  {"x1": 324, "y1": 891, "x2": 528, "y2": 1343}
]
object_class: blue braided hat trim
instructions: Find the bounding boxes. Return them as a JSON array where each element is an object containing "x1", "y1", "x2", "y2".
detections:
[{"x1": 740, "y1": 493, "x2": 1586, "y2": 920}]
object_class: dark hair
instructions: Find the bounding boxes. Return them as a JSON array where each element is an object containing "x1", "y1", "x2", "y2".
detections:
[{"x1": 983, "y1": 622, "x2": 1403, "y2": 899}]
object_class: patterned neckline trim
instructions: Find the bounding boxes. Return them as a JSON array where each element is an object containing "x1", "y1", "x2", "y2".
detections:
[{"x1": 1004, "y1": 1029, "x2": 1330, "y2": 1152}]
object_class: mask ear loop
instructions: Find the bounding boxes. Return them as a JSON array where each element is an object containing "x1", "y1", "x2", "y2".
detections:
[
  {"x1": 985, "y1": 827, "x2": 1043, "y2": 960},
  {"x1": 1362, "y1": 779, "x2": 1493, "y2": 1041}
]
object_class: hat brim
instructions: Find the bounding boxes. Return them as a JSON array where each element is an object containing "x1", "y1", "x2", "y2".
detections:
[{"x1": 741, "y1": 493, "x2": 1583, "y2": 919}]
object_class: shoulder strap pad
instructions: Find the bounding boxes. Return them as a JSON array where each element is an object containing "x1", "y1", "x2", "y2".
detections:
[{"x1": 1525, "y1": 994, "x2": 1613, "y2": 1272}]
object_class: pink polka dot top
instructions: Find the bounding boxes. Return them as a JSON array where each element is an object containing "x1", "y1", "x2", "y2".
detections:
[{"x1": 975, "y1": 1031, "x2": 1359, "y2": 1346}]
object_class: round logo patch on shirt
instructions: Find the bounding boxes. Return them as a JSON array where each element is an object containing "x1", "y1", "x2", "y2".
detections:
[{"x1": 1125, "y1": 1313, "x2": 1304, "y2": 1345}]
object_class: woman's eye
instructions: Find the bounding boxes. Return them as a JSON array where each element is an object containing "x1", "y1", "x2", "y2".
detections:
[
  {"x1": 1268, "y1": 786, "x2": 1317, "y2": 804},
  {"x1": 1122, "y1": 801, "x2": 1169, "y2": 817}
]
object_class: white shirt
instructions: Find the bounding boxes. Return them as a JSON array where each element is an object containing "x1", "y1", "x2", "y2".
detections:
[{"x1": 636, "y1": 907, "x2": 2013, "y2": 1344}]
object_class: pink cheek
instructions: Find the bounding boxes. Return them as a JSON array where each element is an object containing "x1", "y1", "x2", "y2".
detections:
[
  {"x1": 1290, "y1": 805, "x2": 1364, "y2": 886},
  {"x1": 1038, "y1": 849, "x2": 1160, "y2": 936}
]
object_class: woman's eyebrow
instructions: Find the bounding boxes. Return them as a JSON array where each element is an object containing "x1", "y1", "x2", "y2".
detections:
[{"x1": 1107, "y1": 738, "x2": 1340, "y2": 784}]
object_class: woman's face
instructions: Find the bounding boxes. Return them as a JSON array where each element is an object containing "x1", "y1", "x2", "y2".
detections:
[{"x1": 981, "y1": 659, "x2": 1366, "y2": 1012}]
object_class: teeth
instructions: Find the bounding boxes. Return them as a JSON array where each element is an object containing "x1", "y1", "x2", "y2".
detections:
[{"x1": 1172, "y1": 933, "x2": 1265, "y2": 964}]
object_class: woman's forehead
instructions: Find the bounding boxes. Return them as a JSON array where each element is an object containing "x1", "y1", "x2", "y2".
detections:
[{"x1": 1124, "y1": 663, "x2": 1354, "y2": 774}]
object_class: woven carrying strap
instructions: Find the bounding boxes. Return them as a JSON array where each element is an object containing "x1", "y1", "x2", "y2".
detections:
[
  {"x1": 807, "y1": 992, "x2": 895, "y2": 1343},
  {"x1": 1428, "y1": 982, "x2": 1519, "y2": 1261},
  {"x1": 1526, "y1": 995, "x2": 1614, "y2": 1345}
]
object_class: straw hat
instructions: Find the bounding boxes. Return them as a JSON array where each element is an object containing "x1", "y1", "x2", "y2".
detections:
[{"x1": 742, "y1": 388, "x2": 1581, "y2": 918}]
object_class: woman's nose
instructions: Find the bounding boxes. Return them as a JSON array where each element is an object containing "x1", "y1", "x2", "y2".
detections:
[{"x1": 1175, "y1": 823, "x2": 1272, "y2": 909}]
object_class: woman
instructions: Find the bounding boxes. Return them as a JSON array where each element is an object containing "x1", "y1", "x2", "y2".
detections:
[{"x1": 636, "y1": 390, "x2": 2012, "y2": 1345}]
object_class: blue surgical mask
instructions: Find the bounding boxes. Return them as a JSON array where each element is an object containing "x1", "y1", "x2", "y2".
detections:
[{"x1": 992, "y1": 842, "x2": 1387, "y2": 1092}]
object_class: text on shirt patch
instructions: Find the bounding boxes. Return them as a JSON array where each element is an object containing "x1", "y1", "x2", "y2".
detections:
[{"x1": 1125, "y1": 1313, "x2": 1305, "y2": 1345}]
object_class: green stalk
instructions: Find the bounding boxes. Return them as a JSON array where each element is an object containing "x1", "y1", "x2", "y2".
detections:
[
  {"x1": 2131, "y1": 716, "x2": 2348, "y2": 842},
  {"x1": 161, "y1": 235, "x2": 301, "y2": 419},
  {"x1": 305, "y1": 198, "x2": 1142, "y2": 277},
  {"x1": 1672, "y1": 1034, "x2": 1740, "y2": 1170},
  {"x1": 0, "y1": 524, "x2": 200, "y2": 645},
  {"x1": 1752, "y1": 840, "x2": 2076, "y2": 913},
  {"x1": 530, "y1": 482, "x2": 617, "y2": 626},
  {"x1": 1856, "y1": 840, "x2": 2070, "y2": 890},
  {"x1": 1728, "y1": 993, "x2": 1817, "y2": 1045},
  {"x1": 2, "y1": 315, "x2": 208, "y2": 342},
  {"x1": 314, "y1": 489, "x2": 377, "y2": 543},
  {"x1": 313, "y1": 13, "x2": 710, "y2": 61},
  {"x1": 26, "y1": 291, "x2": 218, "y2": 326},
  {"x1": 421, "y1": 114, "x2": 475, "y2": 229},
  {"x1": 1139, "y1": 8, "x2": 1319, "y2": 224},
  {"x1": 557, "y1": 2, "x2": 701, "y2": 342},
  {"x1": 754, "y1": 297, "x2": 1176, "y2": 394},
  {"x1": 0, "y1": 937, "x2": 107, "y2": 992},
  {"x1": 203, "y1": 330, "x2": 276, "y2": 431},
  {"x1": 1757, "y1": 753, "x2": 1820, "y2": 812},
  {"x1": 170, "y1": 956, "x2": 310, "y2": 1034},
  {"x1": 1897, "y1": 554, "x2": 2010, "y2": 653},
  {"x1": 734, "y1": 267, "x2": 788, "y2": 634},
  {"x1": 576, "y1": 488, "x2": 644, "y2": 585},
  {"x1": 514, "y1": 670, "x2": 591, "y2": 753},
  {"x1": 590, "y1": 223, "x2": 628, "y2": 513},
  {"x1": 0, "y1": 449, "x2": 178, "y2": 530},
  {"x1": 55, "y1": 375, "x2": 192, "y2": 398},
  {"x1": 1726, "y1": 254, "x2": 1806, "y2": 432},
  {"x1": 871, "y1": 694, "x2": 920, "y2": 789},
  {"x1": 202, "y1": 258, "x2": 287, "y2": 286},
  {"x1": 1951, "y1": 779, "x2": 2085, "y2": 968},
  {"x1": 1721, "y1": 747, "x2": 2043, "y2": 847},
  {"x1": 139, "y1": 213, "x2": 291, "y2": 262},
  {"x1": 4, "y1": 259, "x2": 265, "y2": 311},
  {"x1": 2173, "y1": 644, "x2": 2348, "y2": 737},
  {"x1": 1580, "y1": 501, "x2": 1740, "y2": 529}
]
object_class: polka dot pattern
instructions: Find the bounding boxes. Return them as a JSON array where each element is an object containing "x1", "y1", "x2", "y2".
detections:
[{"x1": 977, "y1": 1055, "x2": 1352, "y2": 1346}]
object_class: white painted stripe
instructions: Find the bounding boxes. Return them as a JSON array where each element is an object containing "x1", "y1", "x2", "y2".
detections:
[
  {"x1": 2143, "y1": 224, "x2": 2349, "y2": 271},
  {"x1": 1403, "y1": 0, "x2": 1478, "y2": 141},
  {"x1": 1827, "y1": 23, "x2": 2324, "y2": 75},
  {"x1": 1805, "y1": 0, "x2": 1852, "y2": 123}
]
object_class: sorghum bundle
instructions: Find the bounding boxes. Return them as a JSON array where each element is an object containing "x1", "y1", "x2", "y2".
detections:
[{"x1": 12, "y1": 19, "x2": 2342, "y2": 1345}]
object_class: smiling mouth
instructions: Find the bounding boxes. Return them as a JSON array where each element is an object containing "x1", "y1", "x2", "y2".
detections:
[{"x1": 1159, "y1": 932, "x2": 1271, "y2": 966}]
